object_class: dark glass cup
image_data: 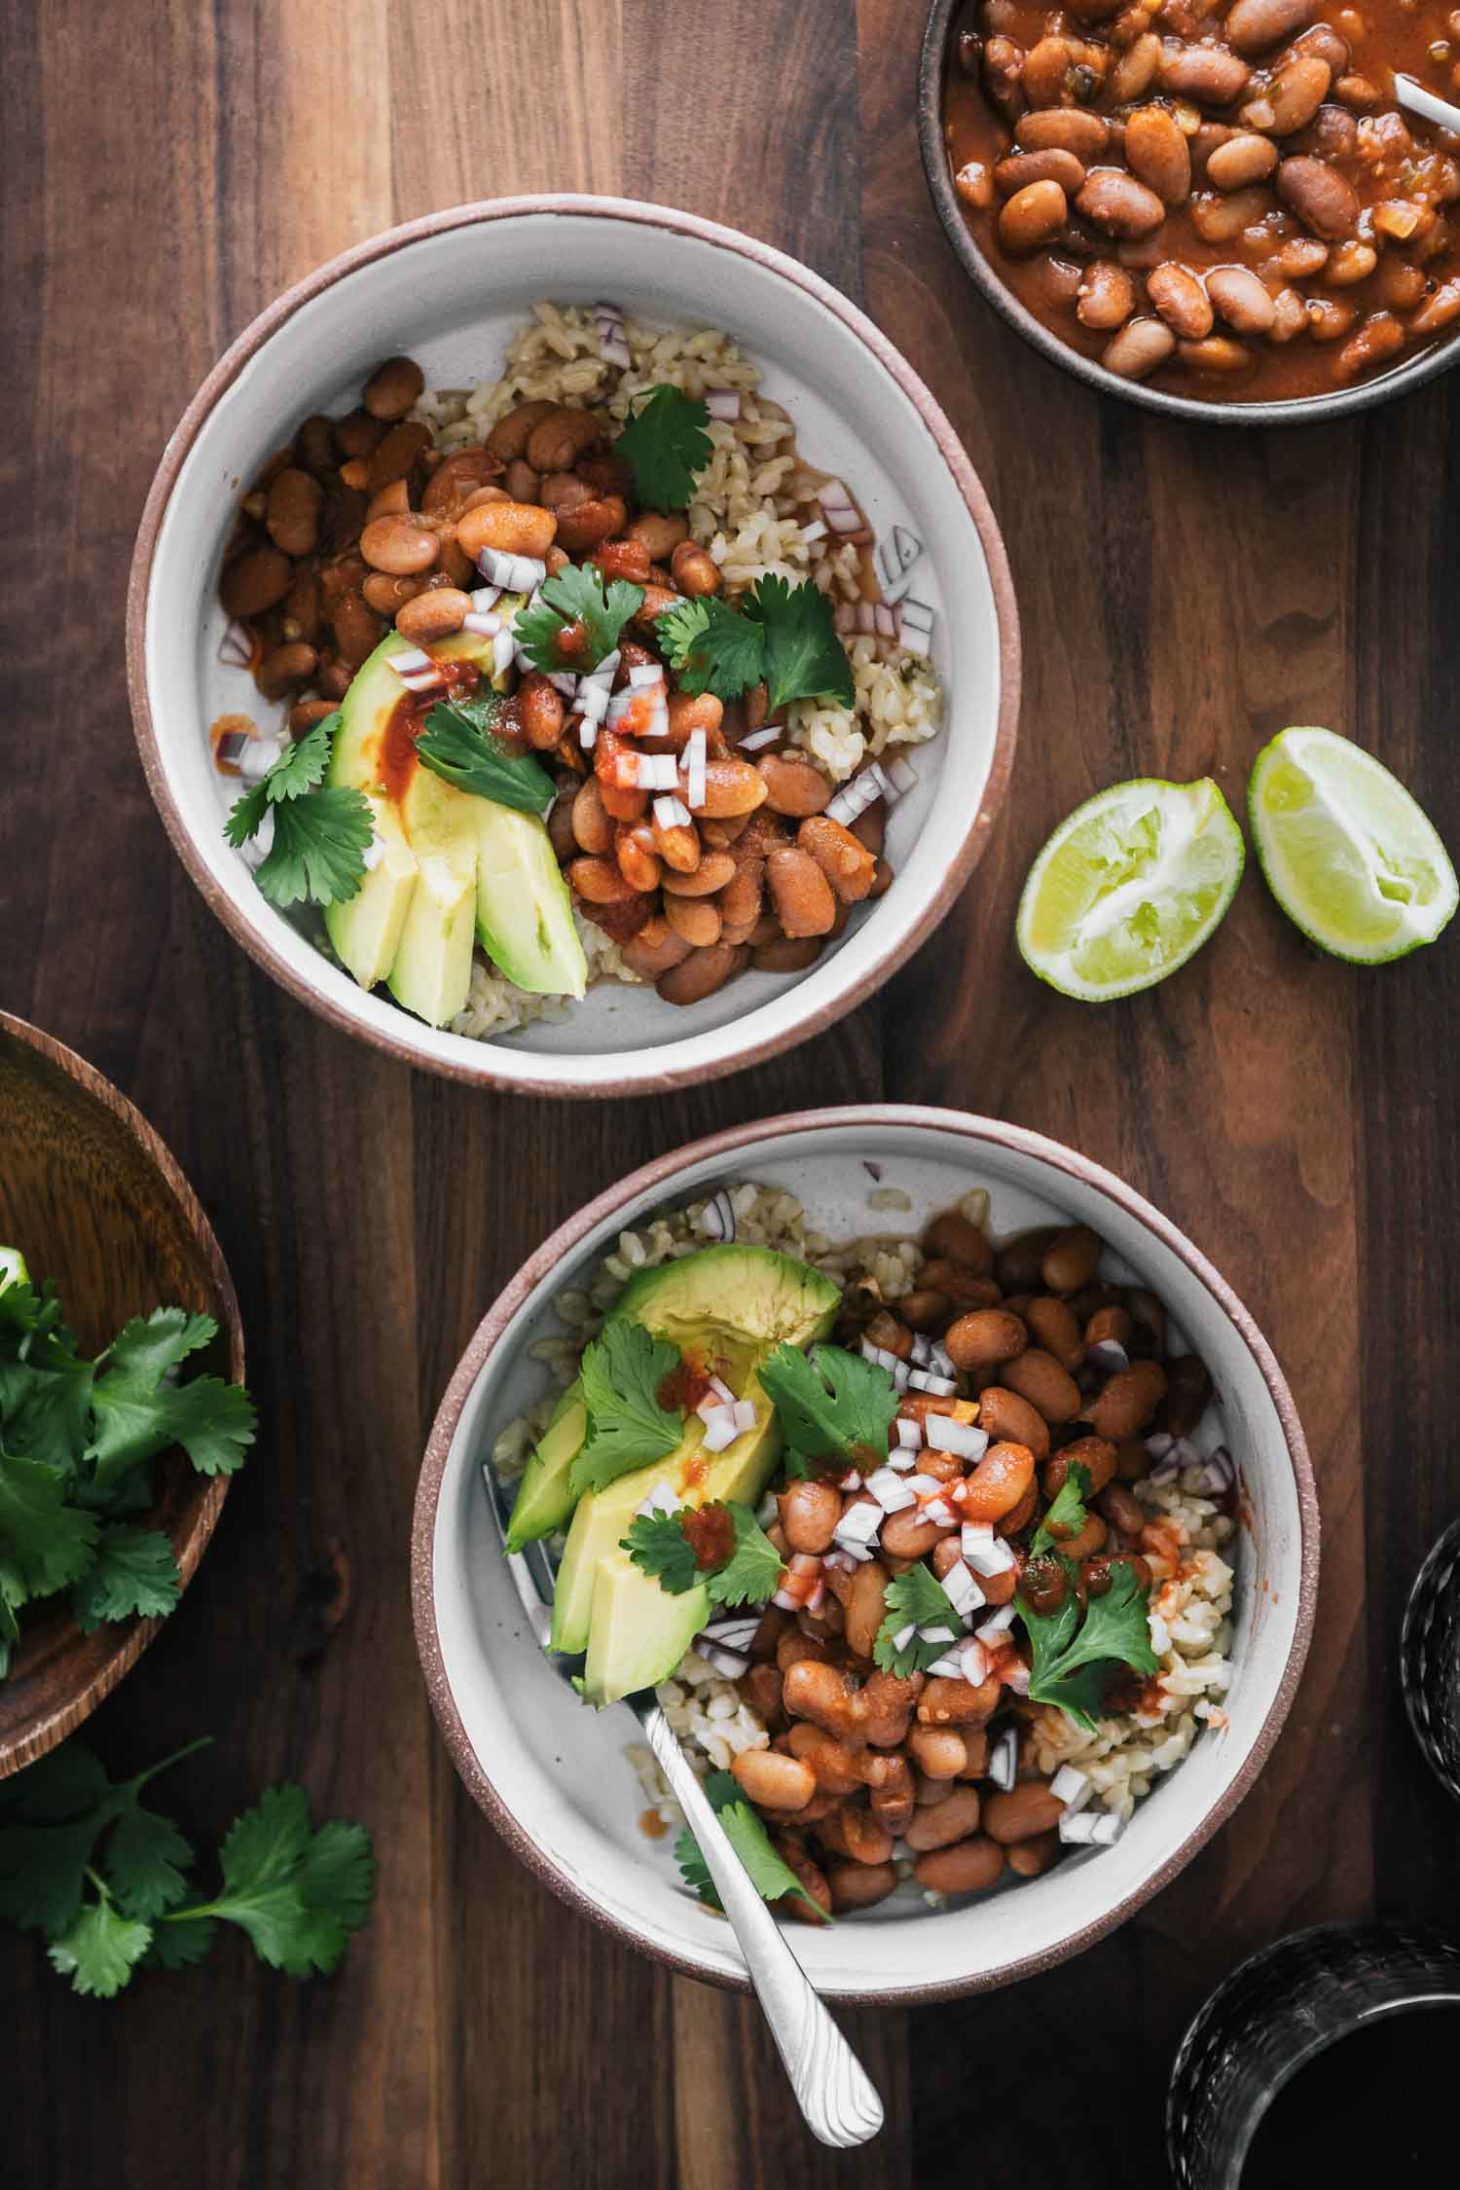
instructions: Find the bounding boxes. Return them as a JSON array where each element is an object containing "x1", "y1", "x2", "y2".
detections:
[
  {"x1": 1400, "y1": 1514, "x2": 1460, "y2": 1802},
  {"x1": 1166, "y1": 1922, "x2": 1460, "y2": 2189}
]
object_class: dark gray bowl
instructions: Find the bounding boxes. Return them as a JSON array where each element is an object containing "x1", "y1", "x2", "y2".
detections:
[{"x1": 918, "y1": 0, "x2": 1460, "y2": 426}]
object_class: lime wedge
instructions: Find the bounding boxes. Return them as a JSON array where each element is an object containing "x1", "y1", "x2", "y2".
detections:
[
  {"x1": 1249, "y1": 727, "x2": 1456, "y2": 964},
  {"x1": 1017, "y1": 778, "x2": 1244, "y2": 1002}
]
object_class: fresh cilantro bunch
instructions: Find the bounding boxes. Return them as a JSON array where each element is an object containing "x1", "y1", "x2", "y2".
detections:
[
  {"x1": 0, "y1": 1256, "x2": 255, "y2": 1675},
  {"x1": 568, "y1": 1323, "x2": 684, "y2": 1498},
  {"x1": 1017, "y1": 1557, "x2": 1158, "y2": 1732},
  {"x1": 660, "y1": 576, "x2": 856, "y2": 714},
  {"x1": 873, "y1": 1563, "x2": 963, "y2": 1678},
  {"x1": 613, "y1": 384, "x2": 712, "y2": 511},
  {"x1": 224, "y1": 713, "x2": 373, "y2": 910},
  {"x1": 1030, "y1": 1461, "x2": 1093, "y2": 1558},
  {"x1": 674, "y1": 1770, "x2": 825, "y2": 1920},
  {"x1": 415, "y1": 691, "x2": 554, "y2": 814},
  {"x1": 515, "y1": 564, "x2": 645, "y2": 674},
  {"x1": 620, "y1": 1498, "x2": 783, "y2": 1609},
  {"x1": 758, "y1": 1342, "x2": 898, "y2": 1477},
  {"x1": 0, "y1": 1737, "x2": 374, "y2": 1997}
]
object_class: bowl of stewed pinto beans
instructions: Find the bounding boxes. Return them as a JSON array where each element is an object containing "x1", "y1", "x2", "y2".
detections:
[
  {"x1": 920, "y1": 0, "x2": 1460, "y2": 419},
  {"x1": 413, "y1": 1107, "x2": 1318, "y2": 2000},
  {"x1": 128, "y1": 199, "x2": 1018, "y2": 1099}
]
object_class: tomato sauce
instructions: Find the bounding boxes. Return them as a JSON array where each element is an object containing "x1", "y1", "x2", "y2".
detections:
[{"x1": 681, "y1": 1501, "x2": 737, "y2": 1570}]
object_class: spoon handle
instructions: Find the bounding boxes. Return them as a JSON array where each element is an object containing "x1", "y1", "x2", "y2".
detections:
[
  {"x1": 635, "y1": 1699, "x2": 884, "y2": 2149},
  {"x1": 1394, "y1": 71, "x2": 1460, "y2": 136}
]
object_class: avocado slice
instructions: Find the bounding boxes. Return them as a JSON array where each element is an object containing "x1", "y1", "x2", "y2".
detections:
[
  {"x1": 578, "y1": 1393, "x2": 783, "y2": 1706},
  {"x1": 535, "y1": 1245, "x2": 840, "y2": 1670},
  {"x1": 503, "y1": 1386, "x2": 588, "y2": 1552},
  {"x1": 474, "y1": 802, "x2": 586, "y2": 999},
  {"x1": 510, "y1": 1244, "x2": 839, "y2": 1555},
  {"x1": 326, "y1": 795, "x2": 419, "y2": 990},
  {"x1": 386, "y1": 853, "x2": 478, "y2": 1027}
]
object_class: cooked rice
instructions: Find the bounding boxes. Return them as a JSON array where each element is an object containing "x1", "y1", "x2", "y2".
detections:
[{"x1": 416, "y1": 303, "x2": 943, "y2": 1043}]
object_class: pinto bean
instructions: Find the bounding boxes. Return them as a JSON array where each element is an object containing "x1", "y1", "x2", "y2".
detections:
[
  {"x1": 1007, "y1": 1830, "x2": 1060, "y2": 1878},
  {"x1": 1277, "y1": 155, "x2": 1358, "y2": 238},
  {"x1": 554, "y1": 495, "x2": 628, "y2": 553},
  {"x1": 1225, "y1": 0, "x2": 1315, "y2": 51},
  {"x1": 718, "y1": 856, "x2": 764, "y2": 930},
  {"x1": 752, "y1": 936, "x2": 825, "y2": 973},
  {"x1": 670, "y1": 539, "x2": 721, "y2": 596},
  {"x1": 395, "y1": 587, "x2": 471, "y2": 644},
  {"x1": 655, "y1": 943, "x2": 746, "y2": 1005},
  {"x1": 1205, "y1": 132, "x2": 1279, "y2": 191},
  {"x1": 524, "y1": 407, "x2": 601, "y2": 473},
  {"x1": 1087, "y1": 1359, "x2": 1168, "y2": 1440},
  {"x1": 828, "y1": 1862, "x2": 899, "y2": 1910},
  {"x1": 626, "y1": 511, "x2": 690, "y2": 559},
  {"x1": 975, "y1": 1389, "x2": 1050, "y2": 1461},
  {"x1": 1077, "y1": 168, "x2": 1167, "y2": 238},
  {"x1": 456, "y1": 498, "x2": 558, "y2": 561},
  {"x1": 960, "y1": 1439, "x2": 1038, "y2": 1522},
  {"x1": 766, "y1": 846, "x2": 838, "y2": 937},
  {"x1": 1102, "y1": 317, "x2": 1177, "y2": 378},
  {"x1": 1124, "y1": 106, "x2": 1192, "y2": 205},
  {"x1": 1015, "y1": 108, "x2": 1110, "y2": 159},
  {"x1": 1206, "y1": 263, "x2": 1277, "y2": 334},
  {"x1": 221, "y1": 544, "x2": 293, "y2": 618},
  {"x1": 1098, "y1": 1482, "x2": 1147, "y2": 1539},
  {"x1": 984, "y1": 1782, "x2": 1066, "y2": 1844},
  {"x1": 912, "y1": 1837, "x2": 1006, "y2": 1895},
  {"x1": 917, "y1": 1673, "x2": 1002, "y2": 1728},
  {"x1": 798, "y1": 814, "x2": 878, "y2": 903},
  {"x1": 1107, "y1": 29, "x2": 1162, "y2": 101},
  {"x1": 878, "y1": 1508, "x2": 950, "y2": 1561},
  {"x1": 945, "y1": 1307, "x2": 1028, "y2": 1370},
  {"x1": 1160, "y1": 41, "x2": 1251, "y2": 106},
  {"x1": 924, "y1": 1211, "x2": 996, "y2": 1273},
  {"x1": 421, "y1": 447, "x2": 503, "y2": 519},
  {"x1": 1245, "y1": 53, "x2": 1331, "y2": 137},
  {"x1": 662, "y1": 851, "x2": 737, "y2": 898},
  {"x1": 758, "y1": 752, "x2": 833, "y2": 816},
  {"x1": 910, "y1": 1726, "x2": 968, "y2": 1779},
  {"x1": 571, "y1": 776, "x2": 614, "y2": 856},
  {"x1": 619, "y1": 918, "x2": 692, "y2": 980},
  {"x1": 731, "y1": 1748, "x2": 816, "y2": 1812},
  {"x1": 1077, "y1": 259, "x2": 1136, "y2": 329},
  {"x1": 1022, "y1": 1297, "x2": 1084, "y2": 1372},
  {"x1": 697, "y1": 757, "x2": 770, "y2": 819},
  {"x1": 905, "y1": 1787, "x2": 983, "y2": 1851},
  {"x1": 264, "y1": 467, "x2": 323, "y2": 557},
  {"x1": 1411, "y1": 279, "x2": 1460, "y2": 337},
  {"x1": 1002, "y1": 1347, "x2": 1083, "y2": 1423},
  {"x1": 995, "y1": 148, "x2": 1087, "y2": 196},
  {"x1": 365, "y1": 420, "x2": 432, "y2": 493},
  {"x1": 359, "y1": 513, "x2": 440, "y2": 576},
  {"x1": 1045, "y1": 1435, "x2": 1119, "y2": 1499},
  {"x1": 362, "y1": 355, "x2": 425, "y2": 420},
  {"x1": 779, "y1": 1479, "x2": 843, "y2": 1556},
  {"x1": 998, "y1": 179, "x2": 1070, "y2": 253},
  {"x1": 663, "y1": 894, "x2": 722, "y2": 948}
]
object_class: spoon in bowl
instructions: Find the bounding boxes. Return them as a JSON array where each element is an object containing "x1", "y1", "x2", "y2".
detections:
[{"x1": 1394, "y1": 73, "x2": 1460, "y2": 137}]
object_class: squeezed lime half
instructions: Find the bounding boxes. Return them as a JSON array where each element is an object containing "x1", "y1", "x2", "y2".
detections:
[
  {"x1": 1017, "y1": 777, "x2": 1244, "y2": 1002},
  {"x1": 1249, "y1": 726, "x2": 1457, "y2": 964}
]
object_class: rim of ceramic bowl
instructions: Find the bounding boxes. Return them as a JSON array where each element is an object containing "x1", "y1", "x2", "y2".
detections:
[
  {"x1": 0, "y1": 1010, "x2": 244, "y2": 1776},
  {"x1": 411, "y1": 1102, "x2": 1320, "y2": 2001},
  {"x1": 125, "y1": 194, "x2": 1022, "y2": 1096},
  {"x1": 917, "y1": 0, "x2": 1460, "y2": 428}
]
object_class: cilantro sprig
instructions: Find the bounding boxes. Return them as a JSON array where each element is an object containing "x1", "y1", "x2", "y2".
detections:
[
  {"x1": 224, "y1": 712, "x2": 373, "y2": 911},
  {"x1": 515, "y1": 564, "x2": 644, "y2": 674},
  {"x1": 674, "y1": 1770, "x2": 826, "y2": 1920},
  {"x1": 758, "y1": 1342, "x2": 898, "y2": 1477},
  {"x1": 1018, "y1": 1557, "x2": 1158, "y2": 1732},
  {"x1": 0, "y1": 1261, "x2": 255, "y2": 1676},
  {"x1": 568, "y1": 1322, "x2": 684, "y2": 1498},
  {"x1": 660, "y1": 575, "x2": 856, "y2": 715},
  {"x1": 1030, "y1": 1461, "x2": 1093, "y2": 1559},
  {"x1": 620, "y1": 1498, "x2": 783, "y2": 1609},
  {"x1": 416, "y1": 691, "x2": 554, "y2": 814},
  {"x1": 614, "y1": 384, "x2": 713, "y2": 511},
  {"x1": 0, "y1": 1737, "x2": 374, "y2": 1997},
  {"x1": 873, "y1": 1564, "x2": 963, "y2": 1678}
]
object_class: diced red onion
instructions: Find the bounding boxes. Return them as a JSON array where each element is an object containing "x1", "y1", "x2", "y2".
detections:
[
  {"x1": 799, "y1": 518, "x2": 828, "y2": 546},
  {"x1": 902, "y1": 1472, "x2": 937, "y2": 1496},
  {"x1": 238, "y1": 810, "x2": 274, "y2": 867},
  {"x1": 701, "y1": 1613, "x2": 763, "y2": 1649},
  {"x1": 1058, "y1": 1811, "x2": 1102, "y2": 1846},
  {"x1": 839, "y1": 1469, "x2": 862, "y2": 1492},
  {"x1": 704, "y1": 386, "x2": 741, "y2": 422},
  {"x1": 824, "y1": 772, "x2": 885, "y2": 828},
  {"x1": 924, "y1": 1416, "x2": 987, "y2": 1462},
  {"x1": 471, "y1": 583, "x2": 502, "y2": 613},
  {"x1": 974, "y1": 1605, "x2": 1017, "y2": 1646},
  {"x1": 593, "y1": 300, "x2": 631, "y2": 370},
  {"x1": 834, "y1": 1502, "x2": 883, "y2": 1552},
  {"x1": 833, "y1": 601, "x2": 858, "y2": 637},
  {"x1": 700, "y1": 1405, "x2": 740, "y2": 1453},
  {"x1": 697, "y1": 1189, "x2": 737, "y2": 1243},
  {"x1": 218, "y1": 619, "x2": 252, "y2": 669},
  {"x1": 546, "y1": 671, "x2": 578, "y2": 699},
  {"x1": 873, "y1": 601, "x2": 898, "y2": 641},
  {"x1": 701, "y1": 1644, "x2": 750, "y2": 1679},
  {"x1": 634, "y1": 752, "x2": 679, "y2": 791},
  {"x1": 391, "y1": 646, "x2": 435, "y2": 677},
  {"x1": 988, "y1": 1727, "x2": 1018, "y2": 1792},
  {"x1": 897, "y1": 596, "x2": 935, "y2": 657},
  {"x1": 732, "y1": 1399, "x2": 757, "y2": 1435},
  {"x1": 922, "y1": 1498, "x2": 956, "y2": 1528},
  {"x1": 578, "y1": 682, "x2": 610, "y2": 727},
  {"x1": 1087, "y1": 1339, "x2": 1130, "y2": 1376},
  {"x1": 860, "y1": 1340, "x2": 902, "y2": 1373},
  {"x1": 1001, "y1": 1660, "x2": 1031, "y2": 1696},
  {"x1": 361, "y1": 833, "x2": 386, "y2": 873},
  {"x1": 818, "y1": 479, "x2": 861, "y2": 535},
  {"x1": 578, "y1": 718, "x2": 599, "y2": 752},
  {"x1": 964, "y1": 1531, "x2": 1017, "y2": 1580},
  {"x1": 1050, "y1": 1764, "x2": 1092, "y2": 1813},
  {"x1": 653, "y1": 794, "x2": 689, "y2": 831},
  {"x1": 894, "y1": 1418, "x2": 923, "y2": 1451},
  {"x1": 908, "y1": 1332, "x2": 932, "y2": 1366},
  {"x1": 884, "y1": 755, "x2": 917, "y2": 799},
  {"x1": 477, "y1": 547, "x2": 546, "y2": 593},
  {"x1": 214, "y1": 727, "x2": 252, "y2": 769},
  {"x1": 462, "y1": 611, "x2": 501, "y2": 638},
  {"x1": 492, "y1": 628, "x2": 516, "y2": 681},
  {"x1": 942, "y1": 1560, "x2": 987, "y2": 1622},
  {"x1": 1145, "y1": 1432, "x2": 1175, "y2": 1462},
  {"x1": 1193, "y1": 1446, "x2": 1235, "y2": 1495},
  {"x1": 865, "y1": 1467, "x2": 916, "y2": 1514},
  {"x1": 907, "y1": 1368, "x2": 958, "y2": 1396},
  {"x1": 822, "y1": 1548, "x2": 856, "y2": 1575},
  {"x1": 636, "y1": 1479, "x2": 681, "y2": 1519},
  {"x1": 928, "y1": 1341, "x2": 955, "y2": 1378},
  {"x1": 738, "y1": 724, "x2": 782, "y2": 753},
  {"x1": 628, "y1": 663, "x2": 662, "y2": 688},
  {"x1": 684, "y1": 726, "x2": 708, "y2": 812}
]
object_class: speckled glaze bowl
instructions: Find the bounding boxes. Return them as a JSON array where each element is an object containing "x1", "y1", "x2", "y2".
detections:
[
  {"x1": 412, "y1": 1106, "x2": 1318, "y2": 2002},
  {"x1": 129, "y1": 196, "x2": 1019, "y2": 1097}
]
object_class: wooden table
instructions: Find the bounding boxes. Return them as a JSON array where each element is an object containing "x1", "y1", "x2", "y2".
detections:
[{"x1": 5, "y1": 0, "x2": 1459, "y2": 2181}]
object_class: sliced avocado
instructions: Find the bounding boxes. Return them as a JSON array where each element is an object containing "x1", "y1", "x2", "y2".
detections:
[
  {"x1": 386, "y1": 853, "x2": 477, "y2": 1026},
  {"x1": 549, "y1": 1413, "x2": 705, "y2": 1655},
  {"x1": 504, "y1": 1386, "x2": 588, "y2": 1553},
  {"x1": 325, "y1": 794, "x2": 419, "y2": 990},
  {"x1": 475, "y1": 803, "x2": 587, "y2": 999},
  {"x1": 510, "y1": 1245, "x2": 838, "y2": 1553},
  {"x1": 579, "y1": 1394, "x2": 783, "y2": 1706}
]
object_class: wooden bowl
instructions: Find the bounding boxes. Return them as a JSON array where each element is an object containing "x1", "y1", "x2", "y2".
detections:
[{"x1": 0, "y1": 1013, "x2": 244, "y2": 1777}]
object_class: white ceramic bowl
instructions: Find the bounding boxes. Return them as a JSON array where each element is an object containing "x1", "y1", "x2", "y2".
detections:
[
  {"x1": 413, "y1": 1106, "x2": 1318, "y2": 2002},
  {"x1": 128, "y1": 197, "x2": 1020, "y2": 1097}
]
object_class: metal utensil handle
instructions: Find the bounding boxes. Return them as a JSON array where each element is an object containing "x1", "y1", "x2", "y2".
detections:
[{"x1": 639, "y1": 1703, "x2": 884, "y2": 2149}]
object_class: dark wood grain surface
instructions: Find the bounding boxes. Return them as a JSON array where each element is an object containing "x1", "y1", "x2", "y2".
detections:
[{"x1": 3, "y1": 0, "x2": 1458, "y2": 2180}]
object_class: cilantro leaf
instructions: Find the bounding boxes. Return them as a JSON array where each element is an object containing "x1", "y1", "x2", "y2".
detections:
[
  {"x1": 674, "y1": 1771, "x2": 825, "y2": 1919},
  {"x1": 102, "y1": 1800, "x2": 193, "y2": 1920},
  {"x1": 416, "y1": 691, "x2": 555, "y2": 814},
  {"x1": 70, "y1": 1524, "x2": 182, "y2": 1633},
  {"x1": 759, "y1": 1342, "x2": 898, "y2": 1473},
  {"x1": 166, "y1": 1784, "x2": 374, "y2": 1977},
  {"x1": 708, "y1": 1503, "x2": 784, "y2": 1609},
  {"x1": 620, "y1": 1508, "x2": 700, "y2": 1595},
  {"x1": 147, "y1": 1913, "x2": 217, "y2": 1968},
  {"x1": 873, "y1": 1563, "x2": 963, "y2": 1678},
  {"x1": 47, "y1": 1885, "x2": 153, "y2": 1998},
  {"x1": 0, "y1": 1737, "x2": 205, "y2": 1935},
  {"x1": 251, "y1": 787, "x2": 373, "y2": 910},
  {"x1": 515, "y1": 564, "x2": 644, "y2": 674},
  {"x1": 658, "y1": 594, "x2": 767, "y2": 702},
  {"x1": 614, "y1": 384, "x2": 712, "y2": 512},
  {"x1": 1019, "y1": 1557, "x2": 1158, "y2": 1732},
  {"x1": 88, "y1": 1368, "x2": 256, "y2": 1489},
  {"x1": 568, "y1": 1323, "x2": 683, "y2": 1498},
  {"x1": 745, "y1": 575, "x2": 856, "y2": 715},
  {"x1": 223, "y1": 715, "x2": 338, "y2": 850},
  {"x1": 0, "y1": 1449, "x2": 99, "y2": 1600},
  {"x1": 1031, "y1": 1461, "x2": 1093, "y2": 1559},
  {"x1": 0, "y1": 1357, "x2": 95, "y2": 1472},
  {"x1": 106, "y1": 1307, "x2": 218, "y2": 1380}
]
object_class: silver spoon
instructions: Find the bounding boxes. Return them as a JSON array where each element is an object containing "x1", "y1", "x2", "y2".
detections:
[
  {"x1": 1394, "y1": 73, "x2": 1460, "y2": 137},
  {"x1": 482, "y1": 1465, "x2": 885, "y2": 2150}
]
